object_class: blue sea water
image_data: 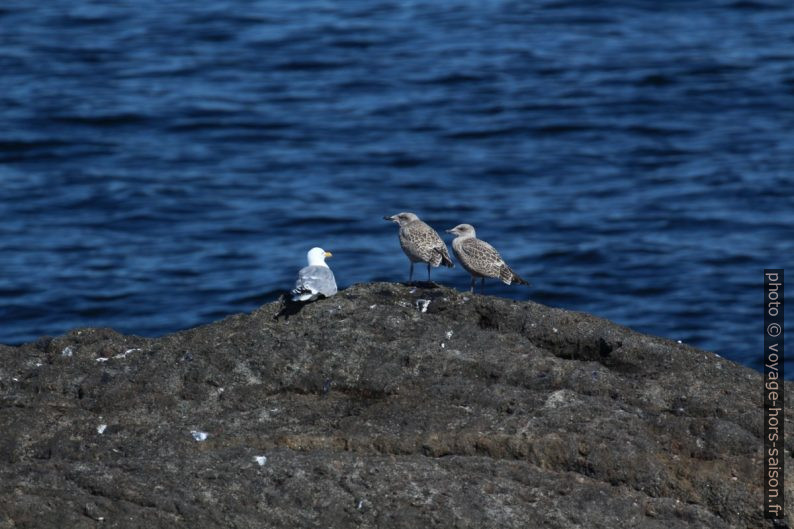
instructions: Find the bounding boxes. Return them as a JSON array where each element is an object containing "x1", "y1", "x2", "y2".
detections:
[{"x1": 1, "y1": 0, "x2": 792, "y2": 377}]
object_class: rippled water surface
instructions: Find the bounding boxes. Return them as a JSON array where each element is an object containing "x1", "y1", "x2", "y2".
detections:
[{"x1": 1, "y1": 0, "x2": 792, "y2": 376}]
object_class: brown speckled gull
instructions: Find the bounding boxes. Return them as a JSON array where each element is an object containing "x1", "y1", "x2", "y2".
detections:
[
  {"x1": 447, "y1": 223, "x2": 529, "y2": 293},
  {"x1": 384, "y1": 212, "x2": 454, "y2": 282}
]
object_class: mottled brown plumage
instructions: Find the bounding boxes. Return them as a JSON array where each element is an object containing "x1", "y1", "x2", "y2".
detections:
[
  {"x1": 447, "y1": 223, "x2": 529, "y2": 293},
  {"x1": 384, "y1": 212, "x2": 453, "y2": 282}
]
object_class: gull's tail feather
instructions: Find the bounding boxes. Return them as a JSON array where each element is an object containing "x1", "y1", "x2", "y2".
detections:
[
  {"x1": 434, "y1": 246, "x2": 455, "y2": 268},
  {"x1": 291, "y1": 287, "x2": 316, "y2": 301},
  {"x1": 500, "y1": 266, "x2": 530, "y2": 286}
]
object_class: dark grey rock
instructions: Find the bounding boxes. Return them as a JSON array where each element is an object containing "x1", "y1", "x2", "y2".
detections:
[{"x1": 0, "y1": 282, "x2": 789, "y2": 528}]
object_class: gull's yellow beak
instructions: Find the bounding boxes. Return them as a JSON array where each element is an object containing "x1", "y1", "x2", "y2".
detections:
[{"x1": 325, "y1": 251, "x2": 333, "y2": 258}]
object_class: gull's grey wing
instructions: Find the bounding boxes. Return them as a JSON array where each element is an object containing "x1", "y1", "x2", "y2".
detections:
[{"x1": 292, "y1": 265, "x2": 337, "y2": 298}]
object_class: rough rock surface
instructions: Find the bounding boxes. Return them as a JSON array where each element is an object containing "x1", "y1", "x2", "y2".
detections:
[{"x1": 0, "y1": 282, "x2": 790, "y2": 528}]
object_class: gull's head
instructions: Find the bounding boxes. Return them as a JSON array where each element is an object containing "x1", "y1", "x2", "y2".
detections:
[
  {"x1": 307, "y1": 247, "x2": 332, "y2": 266},
  {"x1": 446, "y1": 224, "x2": 475, "y2": 237},
  {"x1": 384, "y1": 212, "x2": 419, "y2": 227}
]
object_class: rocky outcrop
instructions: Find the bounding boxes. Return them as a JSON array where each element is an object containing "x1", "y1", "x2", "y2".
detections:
[{"x1": 0, "y1": 282, "x2": 789, "y2": 528}]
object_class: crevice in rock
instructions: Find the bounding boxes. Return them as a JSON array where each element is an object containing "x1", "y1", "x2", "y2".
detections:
[
  {"x1": 526, "y1": 331, "x2": 633, "y2": 372},
  {"x1": 262, "y1": 384, "x2": 393, "y2": 401}
]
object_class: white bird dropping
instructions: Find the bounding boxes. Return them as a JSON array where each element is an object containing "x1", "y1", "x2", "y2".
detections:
[{"x1": 190, "y1": 430, "x2": 208, "y2": 442}]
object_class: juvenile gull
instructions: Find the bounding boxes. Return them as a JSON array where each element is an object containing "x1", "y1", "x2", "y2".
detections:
[
  {"x1": 446, "y1": 224, "x2": 529, "y2": 293},
  {"x1": 384, "y1": 212, "x2": 454, "y2": 282},
  {"x1": 291, "y1": 247, "x2": 337, "y2": 301}
]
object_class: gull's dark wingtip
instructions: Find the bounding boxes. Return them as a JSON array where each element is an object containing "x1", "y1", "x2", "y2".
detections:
[
  {"x1": 433, "y1": 246, "x2": 455, "y2": 268},
  {"x1": 512, "y1": 273, "x2": 530, "y2": 286}
]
